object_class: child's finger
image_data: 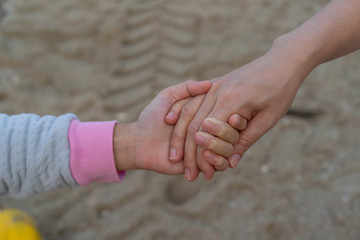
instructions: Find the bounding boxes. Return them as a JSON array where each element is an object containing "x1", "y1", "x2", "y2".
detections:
[
  {"x1": 163, "y1": 80, "x2": 211, "y2": 124},
  {"x1": 201, "y1": 117, "x2": 240, "y2": 144},
  {"x1": 162, "y1": 80, "x2": 211, "y2": 104},
  {"x1": 196, "y1": 146, "x2": 216, "y2": 180},
  {"x1": 203, "y1": 150, "x2": 228, "y2": 171},
  {"x1": 168, "y1": 95, "x2": 205, "y2": 162},
  {"x1": 165, "y1": 98, "x2": 190, "y2": 125},
  {"x1": 194, "y1": 131, "x2": 233, "y2": 158},
  {"x1": 228, "y1": 113, "x2": 248, "y2": 131}
]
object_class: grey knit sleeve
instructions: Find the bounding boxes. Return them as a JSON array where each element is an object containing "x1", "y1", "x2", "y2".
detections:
[{"x1": 0, "y1": 113, "x2": 78, "y2": 198}]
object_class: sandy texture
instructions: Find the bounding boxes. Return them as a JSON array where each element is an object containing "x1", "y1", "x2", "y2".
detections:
[{"x1": 1, "y1": 0, "x2": 360, "y2": 239}]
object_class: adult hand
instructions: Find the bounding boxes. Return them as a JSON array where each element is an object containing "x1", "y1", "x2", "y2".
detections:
[
  {"x1": 114, "y1": 79, "x2": 244, "y2": 176},
  {"x1": 166, "y1": 0, "x2": 360, "y2": 181},
  {"x1": 166, "y1": 45, "x2": 314, "y2": 181},
  {"x1": 165, "y1": 96, "x2": 246, "y2": 177}
]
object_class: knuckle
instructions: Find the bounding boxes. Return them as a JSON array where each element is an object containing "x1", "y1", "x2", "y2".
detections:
[
  {"x1": 244, "y1": 99, "x2": 258, "y2": 109},
  {"x1": 217, "y1": 165, "x2": 228, "y2": 172},
  {"x1": 230, "y1": 131, "x2": 240, "y2": 144},
  {"x1": 239, "y1": 135, "x2": 253, "y2": 148},
  {"x1": 215, "y1": 160, "x2": 228, "y2": 171},
  {"x1": 217, "y1": 124, "x2": 226, "y2": 137},
  {"x1": 187, "y1": 122, "x2": 200, "y2": 136},
  {"x1": 187, "y1": 156, "x2": 199, "y2": 169},
  {"x1": 196, "y1": 157, "x2": 207, "y2": 170},
  {"x1": 224, "y1": 146, "x2": 233, "y2": 157},
  {"x1": 181, "y1": 104, "x2": 194, "y2": 117},
  {"x1": 214, "y1": 157, "x2": 224, "y2": 167},
  {"x1": 217, "y1": 88, "x2": 237, "y2": 106},
  {"x1": 220, "y1": 86, "x2": 234, "y2": 99},
  {"x1": 171, "y1": 100, "x2": 183, "y2": 111},
  {"x1": 226, "y1": 128, "x2": 238, "y2": 144},
  {"x1": 171, "y1": 130, "x2": 185, "y2": 143},
  {"x1": 237, "y1": 136, "x2": 253, "y2": 154},
  {"x1": 207, "y1": 138, "x2": 217, "y2": 150},
  {"x1": 173, "y1": 98, "x2": 191, "y2": 114}
]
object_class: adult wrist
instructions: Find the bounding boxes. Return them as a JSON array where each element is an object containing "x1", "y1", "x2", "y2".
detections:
[{"x1": 269, "y1": 32, "x2": 320, "y2": 84}]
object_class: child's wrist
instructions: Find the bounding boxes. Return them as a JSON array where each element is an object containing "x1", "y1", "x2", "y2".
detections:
[{"x1": 113, "y1": 122, "x2": 137, "y2": 171}]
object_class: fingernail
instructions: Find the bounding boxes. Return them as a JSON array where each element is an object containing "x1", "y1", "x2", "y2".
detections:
[
  {"x1": 229, "y1": 154, "x2": 241, "y2": 168},
  {"x1": 166, "y1": 111, "x2": 175, "y2": 119},
  {"x1": 169, "y1": 147, "x2": 177, "y2": 160},
  {"x1": 185, "y1": 168, "x2": 192, "y2": 181},
  {"x1": 185, "y1": 169, "x2": 192, "y2": 181},
  {"x1": 204, "y1": 150, "x2": 215, "y2": 159},
  {"x1": 202, "y1": 172, "x2": 210, "y2": 181}
]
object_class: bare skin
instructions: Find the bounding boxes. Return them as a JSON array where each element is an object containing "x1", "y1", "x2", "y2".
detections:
[
  {"x1": 112, "y1": 80, "x2": 240, "y2": 175},
  {"x1": 166, "y1": 0, "x2": 360, "y2": 181}
]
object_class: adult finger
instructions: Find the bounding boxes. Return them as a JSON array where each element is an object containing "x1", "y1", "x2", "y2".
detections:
[{"x1": 168, "y1": 95, "x2": 205, "y2": 162}]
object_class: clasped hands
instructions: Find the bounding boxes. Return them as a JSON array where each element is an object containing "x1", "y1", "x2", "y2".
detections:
[
  {"x1": 114, "y1": 52, "x2": 302, "y2": 181},
  {"x1": 113, "y1": 79, "x2": 242, "y2": 181},
  {"x1": 112, "y1": 0, "x2": 360, "y2": 182}
]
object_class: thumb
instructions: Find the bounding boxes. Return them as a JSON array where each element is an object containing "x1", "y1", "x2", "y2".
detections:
[
  {"x1": 160, "y1": 80, "x2": 211, "y2": 120},
  {"x1": 228, "y1": 112, "x2": 274, "y2": 168}
]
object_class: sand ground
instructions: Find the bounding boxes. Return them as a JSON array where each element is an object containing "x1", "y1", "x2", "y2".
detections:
[{"x1": 0, "y1": 0, "x2": 360, "y2": 239}]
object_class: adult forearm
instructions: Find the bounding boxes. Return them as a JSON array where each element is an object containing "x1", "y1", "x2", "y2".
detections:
[
  {"x1": 271, "y1": 0, "x2": 360, "y2": 84},
  {"x1": 175, "y1": 0, "x2": 360, "y2": 181}
]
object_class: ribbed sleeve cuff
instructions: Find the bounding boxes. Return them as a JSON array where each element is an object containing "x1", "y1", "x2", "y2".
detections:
[{"x1": 68, "y1": 119, "x2": 126, "y2": 186}]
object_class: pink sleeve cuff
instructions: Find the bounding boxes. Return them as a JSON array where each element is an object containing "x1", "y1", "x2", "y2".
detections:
[{"x1": 68, "y1": 119, "x2": 126, "y2": 186}]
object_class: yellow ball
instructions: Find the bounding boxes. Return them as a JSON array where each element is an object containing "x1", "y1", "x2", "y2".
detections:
[{"x1": 0, "y1": 208, "x2": 42, "y2": 240}]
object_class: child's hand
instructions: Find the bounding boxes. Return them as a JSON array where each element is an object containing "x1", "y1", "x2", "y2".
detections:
[
  {"x1": 165, "y1": 97, "x2": 247, "y2": 180},
  {"x1": 114, "y1": 80, "x2": 213, "y2": 175}
]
